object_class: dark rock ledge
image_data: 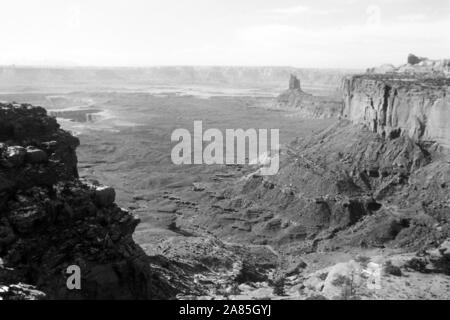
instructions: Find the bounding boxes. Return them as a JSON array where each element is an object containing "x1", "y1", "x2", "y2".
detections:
[{"x1": 0, "y1": 102, "x2": 187, "y2": 299}]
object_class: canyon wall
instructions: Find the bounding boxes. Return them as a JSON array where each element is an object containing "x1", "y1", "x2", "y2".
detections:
[
  {"x1": 342, "y1": 75, "x2": 450, "y2": 148},
  {"x1": 0, "y1": 66, "x2": 356, "y2": 92}
]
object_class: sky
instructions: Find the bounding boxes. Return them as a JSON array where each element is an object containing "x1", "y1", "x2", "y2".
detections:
[{"x1": 0, "y1": 0, "x2": 449, "y2": 68}]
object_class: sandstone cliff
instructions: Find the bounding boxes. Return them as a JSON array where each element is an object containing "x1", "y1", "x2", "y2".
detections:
[
  {"x1": 0, "y1": 103, "x2": 190, "y2": 299},
  {"x1": 342, "y1": 74, "x2": 450, "y2": 148}
]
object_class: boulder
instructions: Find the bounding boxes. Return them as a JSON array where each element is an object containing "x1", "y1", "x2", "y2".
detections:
[
  {"x1": 438, "y1": 240, "x2": 450, "y2": 258},
  {"x1": 428, "y1": 240, "x2": 450, "y2": 274},
  {"x1": 25, "y1": 147, "x2": 48, "y2": 164},
  {"x1": 0, "y1": 283, "x2": 46, "y2": 300},
  {"x1": 407, "y1": 54, "x2": 426, "y2": 65},
  {"x1": 193, "y1": 182, "x2": 206, "y2": 192},
  {"x1": 367, "y1": 63, "x2": 397, "y2": 74},
  {"x1": 320, "y1": 260, "x2": 366, "y2": 299},
  {"x1": 5, "y1": 146, "x2": 26, "y2": 166},
  {"x1": 285, "y1": 260, "x2": 308, "y2": 277},
  {"x1": 8, "y1": 205, "x2": 47, "y2": 234},
  {"x1": 0, "y1": 219, "x2": 16, "y2": 250},
  {"x1": 40, "y1": 141, "x2": 58, "y2": 152},
  {"x1": 0, "y1": 143, "x2": 7, "y2": 153},
  {"x1": 94, "y1": 186, "x2": 116, "y2": 207}
]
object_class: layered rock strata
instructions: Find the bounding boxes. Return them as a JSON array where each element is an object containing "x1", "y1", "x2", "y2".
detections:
[{"x1": 342, "y1": 74, "x2": 450, "y2": 148}]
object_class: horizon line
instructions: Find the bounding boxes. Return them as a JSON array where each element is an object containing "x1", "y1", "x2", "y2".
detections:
[{"x1": 0, "y1": 64, "x2": 364, "y2": 71}]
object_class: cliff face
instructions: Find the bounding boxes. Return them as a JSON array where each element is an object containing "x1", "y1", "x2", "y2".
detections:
[
  {"x1": 342, "y1": 75, "x2": 450, "y2": 148},
  {"x1": 0, "y1": 103, "x2": 181, "y2": 299}
]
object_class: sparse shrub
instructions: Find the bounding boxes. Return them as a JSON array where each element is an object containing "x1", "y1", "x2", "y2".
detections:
[
  {"x1": 355, "y1": 255, "x2": 371, "y2": 268},
  {"x1": 332, "y1": 274, "x2": 352, "y2": 287},
  {"x1": 215, "y1": 287, "x2": 226, "y2": 296},
  {"x1": 318, "y1": 272, "x2": 328, "y2": 281},
  {"x1": 229, "y1": 283, "x2": 241, "y2": 295},
  {"x1": 272, "y1": 276, "x2": 286, "y2": 296},
  {"x1": 332, "y1": 273, "x2": 359, "y2": 300},
  {"x1": 405, "y1": 257, "x2": 428, "y2": 273},
  {"x1": 335, "y1": 286, "x2": 354, "y2": 300},
  {"x1": 215, "y1": 282, "x2": 241, "y2": 297},
  {"x1": 235, "y1": 261, "x2": 266, "y2": 283},
  {"x1": 384, "y1": 260, "x2": 402, "y2": 276}
]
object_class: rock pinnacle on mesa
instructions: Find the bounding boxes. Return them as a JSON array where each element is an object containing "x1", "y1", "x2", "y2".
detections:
[{"x1": 289, "y1": 74, "x2": 301, "y2": 90}]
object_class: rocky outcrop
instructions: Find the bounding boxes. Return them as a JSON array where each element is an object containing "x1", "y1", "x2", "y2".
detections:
[
  {"x1": 0, "y1": 102, "x2": 187, "y2": 299},
  {"x1": 276, "y1": 75, "x2": 311, "y2": 108},
  {"x1": 275, "y1": 75, "x2": 342, "y2": 118},
  {"x1": 407, "y1": 54, "x2": 427, "y2": 66},
  {"x1": 342, "y1": 75, "x2": 450, "y2": 148},
  {"x1": 368, "y1": 54, "x2": 450, "y2": 77},
  {"x1": 289, "y1": 74, "x2": 301, "y2": 90}
]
